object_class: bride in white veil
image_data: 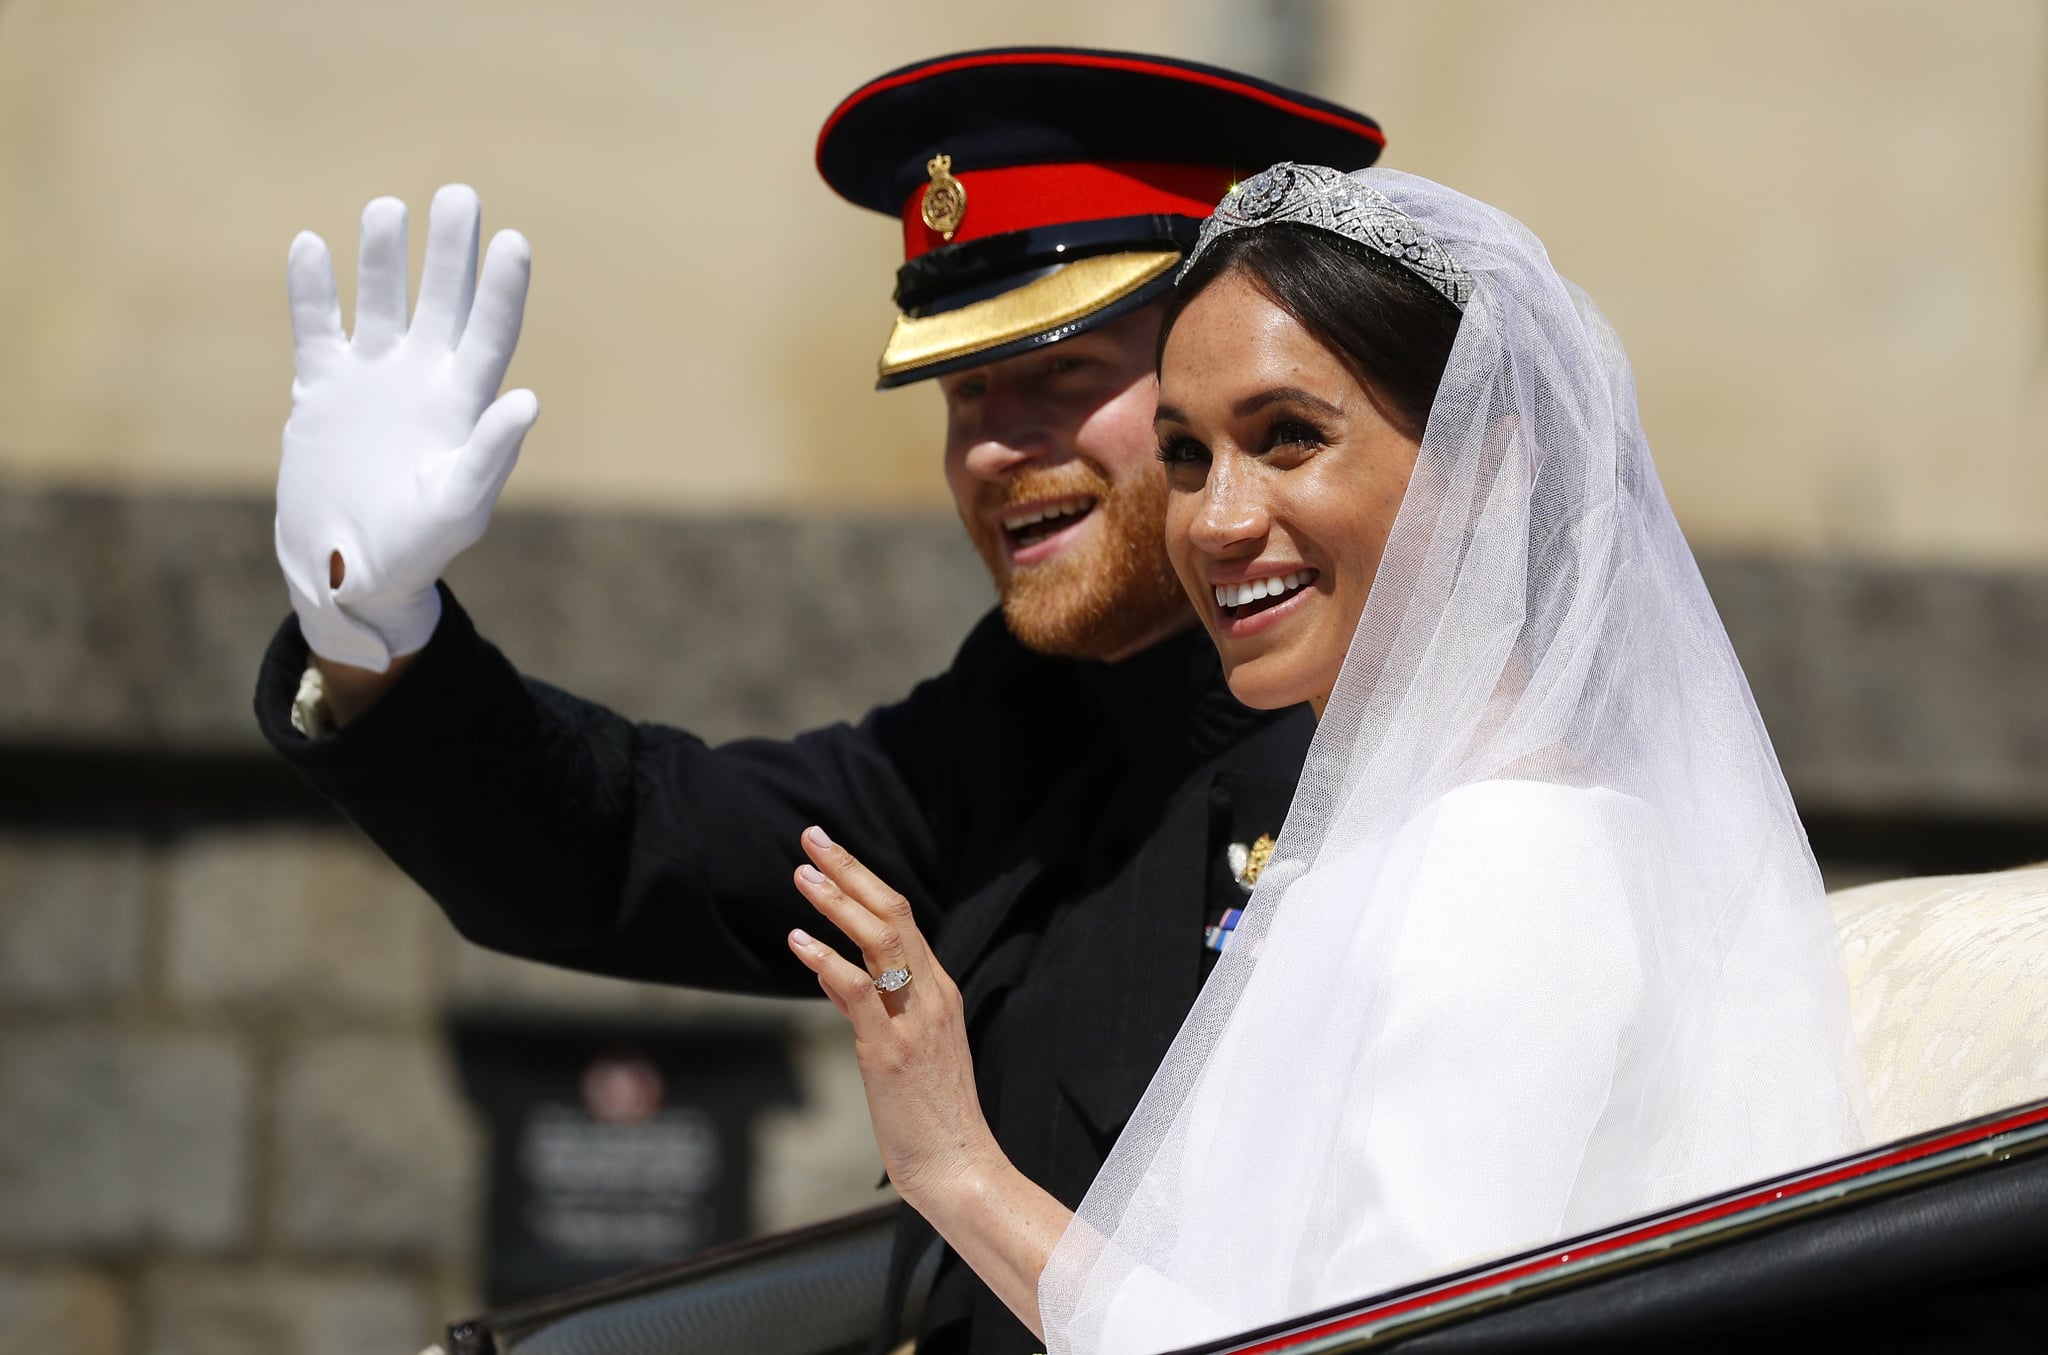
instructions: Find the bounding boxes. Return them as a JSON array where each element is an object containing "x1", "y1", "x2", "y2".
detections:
[{"x1": 784, "y1": 165, "x2": 1870, "y2": 1355}]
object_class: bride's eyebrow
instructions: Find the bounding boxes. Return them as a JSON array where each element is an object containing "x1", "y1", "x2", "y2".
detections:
[
  {"x1": 1153, "y1": 402, "x2": 1191, "y2": 426},
  {"x1": 1234, "y1": 386, "x2": 1342, "y2": 420}
]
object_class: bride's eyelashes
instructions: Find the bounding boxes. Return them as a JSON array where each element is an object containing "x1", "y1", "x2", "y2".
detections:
[
  {"x1": 1262, "y1": 417, "x2": 1329, "y2": 456},
  {"x1": 1156, "y1": 433, "x2": 1207, "y2": 467},
  {"x1": 1155, "y1": 416, "x2": 1331, "y2": 468}
]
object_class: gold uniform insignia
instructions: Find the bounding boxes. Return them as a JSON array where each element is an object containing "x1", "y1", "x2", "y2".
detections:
[
  {"x1": 1227, "y1": 834, "x2": 1277, "y2": 895},
  {"x1": 921, "y1": 153, "x2": 967, "y2": 239}
]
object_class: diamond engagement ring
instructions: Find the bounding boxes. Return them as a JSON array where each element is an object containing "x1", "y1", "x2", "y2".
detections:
[{"x1": 874, "y1": 967, "x2": 913, "y2": 993}]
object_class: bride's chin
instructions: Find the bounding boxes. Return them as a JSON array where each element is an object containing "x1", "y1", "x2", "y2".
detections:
[{"x1": 1221, "y1": 657, "x2": 1321, "y2": 712}]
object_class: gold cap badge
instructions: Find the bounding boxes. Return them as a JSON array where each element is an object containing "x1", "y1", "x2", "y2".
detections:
[{"x1": 921, "y1": 153, "x2": 967, "y2": 240}]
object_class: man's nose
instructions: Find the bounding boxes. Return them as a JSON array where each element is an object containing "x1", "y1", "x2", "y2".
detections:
[{"x1": 959, "y1": 393, "x2": 1056, "y2": 483}]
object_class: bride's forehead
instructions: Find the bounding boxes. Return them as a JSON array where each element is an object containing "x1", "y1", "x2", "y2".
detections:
[{"x1": 1163, "y1": 284, "x2": 1348, "y2": 380}]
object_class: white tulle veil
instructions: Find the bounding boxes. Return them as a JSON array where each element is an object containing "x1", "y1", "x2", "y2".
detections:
[{"x1": 1037, "y1": 167, "x2": 1870, "y2": 1354}]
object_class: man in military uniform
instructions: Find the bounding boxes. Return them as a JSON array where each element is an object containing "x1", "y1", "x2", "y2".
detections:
[{"x1": 257, "y1": 49, "x2": 1385, "y2": 1355}]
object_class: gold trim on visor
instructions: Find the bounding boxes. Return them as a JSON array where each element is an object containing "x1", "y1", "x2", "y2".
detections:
[{"x1": 877, "y1": 250, "x2": 1180, "y2": 381}]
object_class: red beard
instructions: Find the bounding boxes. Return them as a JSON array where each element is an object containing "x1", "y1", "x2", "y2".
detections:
[{"x1": 962, "y1": 461, "x2": 1191, "y2": 660}]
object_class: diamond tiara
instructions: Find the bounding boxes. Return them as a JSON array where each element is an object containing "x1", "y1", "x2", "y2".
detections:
[{"x1": 1181, "y1": 163, "x2": 1471, "y2": 311}]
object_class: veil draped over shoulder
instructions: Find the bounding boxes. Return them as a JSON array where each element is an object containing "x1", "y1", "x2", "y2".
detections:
[{"x1": 1037, "y1": 168, "x2": 1871, "y2": 1354}]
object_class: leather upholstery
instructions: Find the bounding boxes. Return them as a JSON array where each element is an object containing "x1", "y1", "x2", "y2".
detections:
[{"x1": 1829, "y1": 865, "x2": 2048, "y2": 1140}]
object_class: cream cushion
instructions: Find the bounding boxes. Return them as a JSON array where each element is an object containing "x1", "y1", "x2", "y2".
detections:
[{"x1": 1829, "y1": 865, "x2": 2048, "y2": 1142}]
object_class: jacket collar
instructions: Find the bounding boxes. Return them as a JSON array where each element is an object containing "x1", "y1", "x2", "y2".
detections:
[{"x1": 1072, "y1": 621, "x2": 1268, "y2": 766}]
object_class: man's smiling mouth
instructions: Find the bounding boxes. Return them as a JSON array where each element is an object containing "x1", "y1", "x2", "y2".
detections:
[{"x1": 1001, "y1": 495, "x2": 1097, "y2": 554}]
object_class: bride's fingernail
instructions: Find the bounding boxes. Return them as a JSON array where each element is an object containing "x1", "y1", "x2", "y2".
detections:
[
  {"x1": 790, "y1": 928, "x2": 813, "y2": 947},
  {"x1": 797, "y1": 865, "x2": 825, "y2": 885},
  {"x1": 804, "y1": 825, "x2": 834, "y2": 849}
]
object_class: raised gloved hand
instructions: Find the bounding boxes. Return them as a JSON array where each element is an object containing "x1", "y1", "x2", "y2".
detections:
[{"x1": 276, "y1": 183, "x2": 538, "y2": 672}]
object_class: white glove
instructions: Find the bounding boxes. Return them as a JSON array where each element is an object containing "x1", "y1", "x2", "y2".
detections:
[{"x1": 276, "y1": 183, "x2": 538, "y2": 672}]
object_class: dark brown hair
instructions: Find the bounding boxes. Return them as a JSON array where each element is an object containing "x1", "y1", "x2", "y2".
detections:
[{"x1": 1159, "y1": 224, "x2": 1463, "y2": 441}]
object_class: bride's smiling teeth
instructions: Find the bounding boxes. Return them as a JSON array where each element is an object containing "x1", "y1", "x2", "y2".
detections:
[
  {"x1": 1002, "y1": 496, "x2": 1095, "y2": 549},
  {"x1": 1214, "y1": 570, "x2": 1316, "y2": 619}
]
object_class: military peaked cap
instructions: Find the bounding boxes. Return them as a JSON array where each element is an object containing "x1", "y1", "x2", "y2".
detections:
[{"x1": 815, "y1": 47, "x2": 1386, "y2": 387}]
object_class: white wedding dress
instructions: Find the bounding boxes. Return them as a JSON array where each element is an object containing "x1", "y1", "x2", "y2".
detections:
[{"x1": 1091, "y1": 780, "x2": 1650, "y2": 1352}]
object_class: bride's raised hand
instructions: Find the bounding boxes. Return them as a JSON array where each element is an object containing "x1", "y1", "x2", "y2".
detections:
[
  {"x1": 786, "y1": 826, "x2": 1002, "y2": 1207},
  {"x1": 788, "y1": 827, "x2": 1075, "y2": 1336}
]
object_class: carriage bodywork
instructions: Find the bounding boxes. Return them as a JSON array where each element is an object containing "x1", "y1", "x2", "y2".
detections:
[{"x1": 442, "y1": 1097, "x2": 2048, "y2": 1354}]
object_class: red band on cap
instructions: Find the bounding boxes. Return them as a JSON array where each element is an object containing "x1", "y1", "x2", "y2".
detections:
[{"x1": 901, "y1": 160, "x2": 1235, "y2": 259}]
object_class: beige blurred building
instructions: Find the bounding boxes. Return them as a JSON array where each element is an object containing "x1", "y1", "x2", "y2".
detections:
[
  {"x1": 1, "y1": 0, "x2": 2042, "y2": 556},
  {"x1": 0, "y1": 5, "x2": 2043, "y2": 1354}
]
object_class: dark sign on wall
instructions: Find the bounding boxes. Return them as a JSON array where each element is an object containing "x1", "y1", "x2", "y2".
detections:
[{"x1": 450, "y1": 1012, "x2": 800, "y2": 1305}]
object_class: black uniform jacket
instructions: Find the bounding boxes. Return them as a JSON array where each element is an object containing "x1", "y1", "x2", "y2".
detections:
[{"x1": 255, "y1": 587, "x2": 1314, "y2": 1355}]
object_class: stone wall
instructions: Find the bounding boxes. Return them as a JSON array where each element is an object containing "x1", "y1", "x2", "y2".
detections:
[
  {"x1": 0, "y1": 484, "x2": 1002, "y2": 1355},
  {"x1": 0, "y1": 486, "x2": 997, "y2": 750},
  {"x1": 1, "y1": 482, "x2": 2043, "y2": 1355},
  {"x1": 0, "y1": 827, "x2": 893, "y2": 1355},
  {"x1": 4, "y1": 482, "x2": 2044, "y2": 822}
]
